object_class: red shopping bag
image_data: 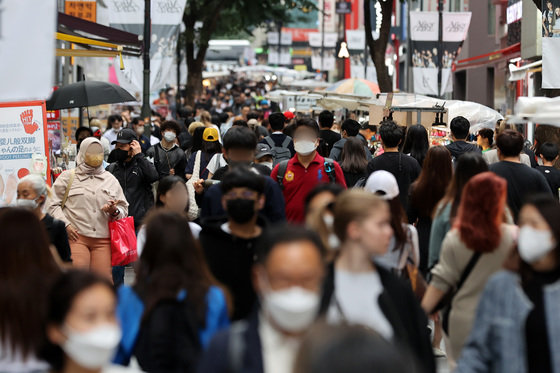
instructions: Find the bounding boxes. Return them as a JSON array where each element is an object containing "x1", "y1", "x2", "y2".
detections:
[{"x1": 109, "y1": 217, "x2": 138, "y2": 266}]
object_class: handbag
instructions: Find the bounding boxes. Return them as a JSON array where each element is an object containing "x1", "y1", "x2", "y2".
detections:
[
  {"x1": 185, "y1": 151, "x2": 202, "y2": 221},
  {"x1": 109, "y1": 216, "x2": 138, "y2": 266}
]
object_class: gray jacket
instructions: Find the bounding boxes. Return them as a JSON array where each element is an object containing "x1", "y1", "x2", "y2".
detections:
[
  {"x1": 328, "y1": 137, "x2": 372, "y2": 162},
  {"x1": 456, "y1": 270, "x2": 560, "y2": 373}
]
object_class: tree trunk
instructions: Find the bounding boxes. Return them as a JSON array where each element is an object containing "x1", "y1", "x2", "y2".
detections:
[
  {"x1": 185, "y1": 56, "x2": 203, "y2": 107},
  {"x1": 364, "y1": 0, "x2": 393, "y2": 92}
]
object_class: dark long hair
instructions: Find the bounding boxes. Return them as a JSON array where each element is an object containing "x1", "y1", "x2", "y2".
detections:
[
  {"x1": 402, "y1": 124, "x2": 429, "y2": 166},
  {"x1": 410, "y1": 146, "x2": 452, "y2": 218},
  {"x1": 202, "y1": 139, "x2": 222, "y2": 156},
  {"x1": 156, "y1": 175, "x2": 188, "y2": 208},
  {"x1": 340, "y1": 137, "x2": 368, "y2": 174},
  {"x1": 192, "y1": 127, "x2": 205, "y2": 153},
  {"x1": 41, "y1": 270, "x2": 115, "y2": 370},
  {"x1": 388, "y1": 197, "x2": 408, "y2": 251},
  {"x1": 0, "y1": 208, "x2": 60, "y2": 360},
  {"x1": 134, "y1": 210, "x2": 225, "y2": 325}
]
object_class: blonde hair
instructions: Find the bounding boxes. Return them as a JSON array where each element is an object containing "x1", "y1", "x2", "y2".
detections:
[
  {"x1": 333, "y1": 189, "x2": 387, "y2": 242},
  {"x1": 188, "y1": 121, "x2": 204, "y2": 136},
  {"x1": 200, "y1": 111, "x2": 212, "y2": 126}
]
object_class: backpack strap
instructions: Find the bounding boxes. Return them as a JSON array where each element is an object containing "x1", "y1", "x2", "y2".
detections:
[
  {"x1": 264, "y1": 136, "x2": 275, "y2": 148},
  {"x1": 276, "y1": 160, "x2": 290, "y2": 190},
  {"x1": 323, "y1": 158, "x2": 336, "y2": 184},
  {"x1": 280, "y1": 136, "x2": 292, "y2": 148},
  {"x1": 228, "y1": 321, "x2": 248, "y2": 373}
]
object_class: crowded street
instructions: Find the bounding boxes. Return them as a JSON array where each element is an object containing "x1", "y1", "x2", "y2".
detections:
[{"x1": 1, "y1": 0, "x2": 560, "y2": 373}]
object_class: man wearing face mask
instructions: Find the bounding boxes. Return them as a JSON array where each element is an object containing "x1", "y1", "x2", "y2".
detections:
[
  {"x1": 199, "y1": 167, "x2": 268, "y2": 321},
  {"x1": 198, "y1": 225, "x2": 325, "y2": 373},
  {"x1": 271, "y1": 118, "x2": 347, "y2": 224},
  {"x1": 146, "y1": 120, "x2": 188, "y2": 181},
  {"x1": 103, "y1": 114, "x2": 124, "y2": 151},
  {"x1": 131, "y1": 117, "x2": 152, "y2": 154}
]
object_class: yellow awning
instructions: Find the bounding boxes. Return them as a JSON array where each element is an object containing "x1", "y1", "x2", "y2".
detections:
[{"x1": 56, "y1": 32, "x2": 124, "y2": 69}]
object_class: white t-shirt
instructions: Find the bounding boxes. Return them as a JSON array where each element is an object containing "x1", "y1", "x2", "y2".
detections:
[
  {"x1": 136, "y1": 222, "x2": 201, "y2": 256},
  {"x1": 259, "y1": 314, "x2": 301, "y2": 373},
  {"x1": 103, "y1": 128, "x2": 120, "y2": 151},
  {"x1": 207, "y1": 153, "x2": 228, "y2": 175},
  {"x1": 327, "y1": 269, "x2": 393, "y2": 340}
]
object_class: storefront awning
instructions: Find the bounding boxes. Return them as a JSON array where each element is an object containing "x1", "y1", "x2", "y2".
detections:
[
  {"x1": 508, "y1": 60, "x2": 542, "y2": 81},
  {"x1": 453, "y1": 43, "x2": 521, "y2": 72}
]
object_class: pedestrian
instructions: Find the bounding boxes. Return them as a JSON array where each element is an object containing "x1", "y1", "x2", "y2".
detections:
[
  {"x1": 47, "y1": 138, "x2": 128, "y2": 280},
  {"x1": 445, "y1": 116, "x2": 481, "y2": 160},
  {"x1": 41, "y1": 270, "x2": 139, "y2": 373},
  {"x1": 199, "y1": 127, "x2": 286, "y2": 223},
  {"x1": 17, "y1": 174, "x2": 72, "y2": 263},
  {"x1": 74, "y1": 126, "x2": 94, "y2": 154},
  {"x1": 456, "y1": 195, "x2": 560, "y2": 373},
  {"x1": 0, "y1": 208, "x2": 60, "y2": 372},
  {"x1": 199, "y1": 167, "x2": 267, "y2": 321},
  {"x1": 260, "y1": 112, "x2": 295, "y2": 165},
  {"x1": 130, "y1": 117, "x2": 156, "y2": 154},
  {"x1": 114, "y1": 211, "x2": 229, "y2": 371},
  {"x1": 359, "y1": 123, "x2": 377, "y2": 151},
  {"x1": 253, "y1": 143, "x2": 274, "y2": 173},
  {"x1": 536, "y1": 142, "x2": 560, "y2": 199},
  {"x1": 198, "y1": 225, "x2": 326, "y2": 373},
  {"x1": 367, "y1": 120, "x2": 421, "y2": 211},
  {"x1": 408, "y1": 146, "x2": 453, "y2": 274},
  {"x1": 421, "y1": 172, "x2": 516, "y2": 365},
  {"x1": 186, "y1": 124, "x2": 205, "y2": 161},
  {"x1": 103, "y1": 114, "x2": 124, "y2": 151},
  {"x1": 340, "y1": 137, "x2": 369, "y2": 187},
  {"x1": 271, "y1": 118, "x2": 347, "y2": 224},
  {"x1": 147, "y1": 120, "x2": 188, "y2": 181},
  {"x1": 321, "y1": 189, "x2": 435, "y2": 373},
  {"x1": 482, "y1": 122, "x2": 532, "y2": 166},
  {"x1": 329, "y1": 119, "x2": 371, "y2": 162},
  {"x1": 318, "y1": 110, "x2": 341, "y2": 157},
  {"x1": 186, "y1": 127, "x2": 222, "y2": 180},
  {"x1": 90, "y1": 119, "x2": 111, "y2": 161},
  {"x1": 428, "y1": 153, "x2": 490, "y2": 269},
  {"x1": 489, "y1": 130, "x2": 551, "y2": 221},
  {"x1": 402, "y1": 124, "x2": 430, "y2": 167},
  {"x1": 476, "y1": 128, "x2": 494, "y2": 153},
  {"x1": 305, "y1": 183, "x2": 345, "y2": 255}
]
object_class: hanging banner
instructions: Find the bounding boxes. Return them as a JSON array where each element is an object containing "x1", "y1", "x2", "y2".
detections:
[
  {"x1": 346, "y1": 30, "x2": 377, "y2": 82},
  {"x1": 0, "y1": 1, "x2": 57, "y2": 103},
  {"x1": 0, "y1": 101, "x2": 51, "y2": 206},
  {"x1": 410, "y1": 11, "x2": 471, "y2": 95},
  {"x1": 309, "y1": 32, "x2": 337, "y2": 71},
  {"x1": 542, "y1": 0, "x2": 560, "y2": 88},
  {"x1": 268, "y1": 32, "x2": 293, "y2": 65},
  {"x1": 108, "y1": 0, "x2": 186, "y2": 95}
]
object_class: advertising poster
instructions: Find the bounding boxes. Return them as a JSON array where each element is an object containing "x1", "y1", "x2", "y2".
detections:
[
  {"x1": 309, "y1": 32, "x2": 338, "y2": 71},
  {"x1": 0, "y1": 101, "x2": 50, "y2": 206},
  {"x1": 267, "y1": 32, "x2": 293, "y2": 65},
  {"x1": 542, "y1": 0, "x2": 560, "y2": 88}
]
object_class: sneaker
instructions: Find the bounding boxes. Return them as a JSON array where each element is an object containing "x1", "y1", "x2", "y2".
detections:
[{"x1": 433, "y1": 347, "x2": 447, "y2": 358}]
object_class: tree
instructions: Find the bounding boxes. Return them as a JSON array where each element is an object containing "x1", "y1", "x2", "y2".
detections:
[
  {"x1": 364, "y1": 0, "x2": 393, "y2": 92},
  {"x1": 181, "y1": 0, "x2": 315, "y2": 106}
]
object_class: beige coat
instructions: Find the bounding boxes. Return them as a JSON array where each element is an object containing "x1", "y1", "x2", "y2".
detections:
[{"x1": 430, "y1": 224, "x2": 516, "y2": 360}]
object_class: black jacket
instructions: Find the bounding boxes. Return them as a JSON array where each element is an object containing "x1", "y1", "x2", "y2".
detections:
[
  {"x1": 445, "y1": 141, "x2": 481, "y2": 160},
  {"x1": 107, "y1": 153, "x2": 159, "y2": 229},
  {"x1": 320, "y1": 264, "x2": 436, "y2": 373},
  {"x1": 42, "y1": 214, "x2": 72, "y2": 262},
  {"x1": 147, "y1": 143, "x2": 188, "y2": 181},
  {"x1": 329, "y1": 137, "x2": 372, "y2": 162}
]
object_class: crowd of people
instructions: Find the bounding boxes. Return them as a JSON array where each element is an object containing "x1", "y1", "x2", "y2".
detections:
[{"x1": 2, "y1": 84, "x2": 560, "y2": 373}]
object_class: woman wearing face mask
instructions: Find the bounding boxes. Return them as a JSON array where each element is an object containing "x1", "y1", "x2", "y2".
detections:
[
  {"x1": 47, "y1": 138, "x2": 128, "y2": 280},
  {"x1": 320, "y1": 189, "x2": 436, "y2": 373},
  {"x1": 114, "y1": 211, "x2": 229, "y2": 370},
  {"x1": 41, "y1": 270, "x2": 137, "y2": 373},
  {"x1": 186, "y1": 127, "x2": 223, "y2": 180},
  {"x1": 457, "y1": 195, "x2": 560, "y2": 373},
  {"x1": 17, "y1": 174, "x2": 72, "y2": 263}
]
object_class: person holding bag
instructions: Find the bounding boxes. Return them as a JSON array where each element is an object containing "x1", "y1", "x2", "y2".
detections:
[{"x1": 48, "y1": 137, "x2": 128, "y2": 280}]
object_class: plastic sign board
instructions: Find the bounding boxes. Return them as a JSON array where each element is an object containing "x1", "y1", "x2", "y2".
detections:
[{"x1": 335, "y1": 1, "x2": 352, "y2": 14}]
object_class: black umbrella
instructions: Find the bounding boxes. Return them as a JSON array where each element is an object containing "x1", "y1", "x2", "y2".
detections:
[{"x1": 46, "y1": 80, "x2": 136, "y2": 110}]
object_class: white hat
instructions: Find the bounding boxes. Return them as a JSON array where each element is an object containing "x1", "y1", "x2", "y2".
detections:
[{"x1": 364, "y1": 170, "x2": 400, "y2": 200}]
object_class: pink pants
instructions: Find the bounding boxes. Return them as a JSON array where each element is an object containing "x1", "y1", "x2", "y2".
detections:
[{"x1": 70, "y1": 234, "x2": 112, "y2": 281}]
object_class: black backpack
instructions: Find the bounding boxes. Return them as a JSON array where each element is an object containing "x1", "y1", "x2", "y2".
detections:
[
  {"x1": 276, "y1": 158, "x2": 337, "y2": 189},
  {"x1": 264, "y1": 136, "x2": 292, "y2": 166}
]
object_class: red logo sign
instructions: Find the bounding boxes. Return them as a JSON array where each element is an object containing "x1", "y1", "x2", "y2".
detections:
[{"x1": 20, "y1": 109, "x2": 40, "y2": 134}]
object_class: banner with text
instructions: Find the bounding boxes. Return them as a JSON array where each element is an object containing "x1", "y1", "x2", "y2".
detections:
[
  {"x1": 346, "y1": 30, "x2": 377, "y2": 82},
  {"x1": 268, "y1": 32, "x2": 293, "y2": 65},
  {"x1": 410, "y1": 11, "x2": 471, "y2": 95},
  {"x1": 308, "y1": 32, "x2": 338, "y2": 71},
  {"x1": 542, "y1": 0, "x2": 560, "y2": 88}
]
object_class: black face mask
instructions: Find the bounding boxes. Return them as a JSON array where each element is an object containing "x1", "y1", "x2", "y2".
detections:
[
  {"x1": 113, "y1": 148, "x2": 130, "y2": 163},
  {"x1": 226, "y1": 199, "x2": 257, "y2": 224}
]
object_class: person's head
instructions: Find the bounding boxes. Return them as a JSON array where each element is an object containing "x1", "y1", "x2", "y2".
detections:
[
  {"x1": 449, "y1": 116, "x2": 470, "y2": 140},
  {"x1": 200, "y1": 110, "x2": 212, "y2": 125},
  {"x1": 43, "y1": 270, "x2": 118, "y2": 371},
  {"x1": 517, "y1": 195, "x2": 560, "y2": 273},
  {"x1": 305, "y1": 184, "x2": 345, "y2": 252},
  {"x1": 477, "y1": 128, "x2": 494, "y2": 149},
  {"x1": 305, "y1": 183, "x2": 345, "y2": 218},
  {"x1": 223, "y1": 126, "x2": 259, "y2": 166},
  {"x1": 496, "y1": 129, "x2": 524, "y2": 159},
  {"x1": 16, "y1": 174, "x2": 49, "y2": 212},
  {"x1": 156, "y1": 175, "x2": 189, "y2": 213},
  {"x1": 75, "y1": 127, "x2": 94, "y2": 152},
  {"x1": 283, "y1": 111, "x2": 295, "y2": 124},
  {"x1": 253, "y1": 225, "x2": 325, "y2": 334},
  {"x1": 160, "y1": 120, "x2": 181, "y2": 144},
  {"x1": 260, "y1": 100, "x2": 270, "y2": 110},
  {"x1": 333, "y1": 189, "x2": 393, "y2": 256},
  {"x1": 269, "y1": 112, "x2": 286, "y2": 132},
  {"x1": 255, "y1": 143, "x2": 273, "y2": 168},
  {"x1": 77, "y1": 138, "x2": 104, "y2": 171},
  {"x1": 360, "y1": 123, "x2": 377, "y2": 141},
  {"x1": 159, "y1": 90, "x2": 167, "y2": 100},
  {"x1": 340, "y1": 137, "x2": 368, "y2": 174},
  {"x1": 220, "y1": 166, "x2": 266, "y2": 225},
  {"x1": 340, "y1": 119, "x2": 360, "y2": 138},
  {"x1": 378, "y1": 120, "x2": 404, "y2": 149},
  {"x1": 107, "y1": 114, "x2": 122, "y2": 131},
  {"x1": 318, "y1": 110, "x2": 334, "y2": 129},
  {"x1": 294, "y1": 323, "x2": 418, "y2": 373},
  {"x1": 131, "y1": 117, "x2": 145, "y2": 137},
  {"x1": 547, "y1": 0, "x2": 553, "y2": 10},
  {"x1": 241, "y1": 104, "x2": 251, "y2": 118},
  {"x1": 112, "y1": 128, "x2": 138, "y2": 163},
  {"x1": 538, "y1": 142, "x2": 559, "y2": 164},
  {"x1": 402, "y1": 124, "x2": 429, "y2": 166},
  {"x1": 232, "y1": 119, "x2": 249, "y2": 128},
  {"x1": 188, "y1": 121, "x2": 204, "y2": 136},
  {"x1": 202, "y1": 127, "x2": 222, "y2": 155},
  {"x1": 293, "y1": 118, "x2": 320, "y2": 156},
  {"x1": 555, "y1": 6, "x2": 560, "y2": 16},
  {"x1": 192, "y1": 126, "x2": 206, "y2": 153},
  {"x1": 0, "y1": 208, "x2": 59, "y2": 362},
  {"x1": 455, "y1": 172, "x2": 507, "y2": 252},
  {"x1": 247, "y1": 118, "x2": 259, "y2": 131}
]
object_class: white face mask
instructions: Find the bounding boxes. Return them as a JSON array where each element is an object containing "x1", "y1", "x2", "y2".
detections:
[
  {"x1": 262, "y1": 286, "x2": 320, "y2": 333},
  {"x1": 136, "y1": 126, "x2": 145, "y2": 136},
  {"x1": 163, "y1": 131, "x2": 176, "y2": 142},
  {"x1": 294, "y1": 140, "x2": 317, "y2": 156},
  {"x1": 15, "y1": 198, "x2": 38, "y2": 210},
  {"x1": 62, "y1": 324, "x2": 121, "y2": 370},
  {"x1": 518, "y1": 226, "x2": 556, "y2": 264},
  {"x1": 261, "y1": 162, "x2": 273, "y2": 170}
]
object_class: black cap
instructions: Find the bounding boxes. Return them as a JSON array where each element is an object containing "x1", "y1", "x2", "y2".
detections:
[
  {"x1": 255, "y1": 143, "x2": 273, "y2": 159},
  {"x1": 111, "y1": 128, "x2": 138, "y2": 145}
]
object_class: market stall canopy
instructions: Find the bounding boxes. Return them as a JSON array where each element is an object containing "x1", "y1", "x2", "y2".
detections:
[
  {"x1": 509, "y1": 96, "x2": 560, "y2": 126},
  {"x1": 46, "y1": 81, "x2": 136, "y2": 110},
  {"x1": 326, "y1": 78, "x2": 381, "y2": 97},
  {"x1": 280, "y1": 79, "x2": 331, "y2": 90},
  {"x1": 315, "y1": 92, "x2": 383, "y2": 111}
]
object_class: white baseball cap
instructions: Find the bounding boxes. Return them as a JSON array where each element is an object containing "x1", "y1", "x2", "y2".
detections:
[{"x1": 364, "y1": 170, "x2": 400, "y2": 200}]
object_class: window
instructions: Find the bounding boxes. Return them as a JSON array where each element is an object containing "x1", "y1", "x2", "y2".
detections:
[{"x1": 488, "y1": 2, "x2": 496, "y2": 35}]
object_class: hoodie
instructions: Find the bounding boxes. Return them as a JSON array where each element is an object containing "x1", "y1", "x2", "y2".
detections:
[{"x1": 445, "y1": 141, "x2": 481, "y2": 160}]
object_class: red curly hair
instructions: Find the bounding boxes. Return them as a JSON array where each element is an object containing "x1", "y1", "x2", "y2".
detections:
[{"x1": 454, "y1": 172, "x2": 507, "y2": 252}]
